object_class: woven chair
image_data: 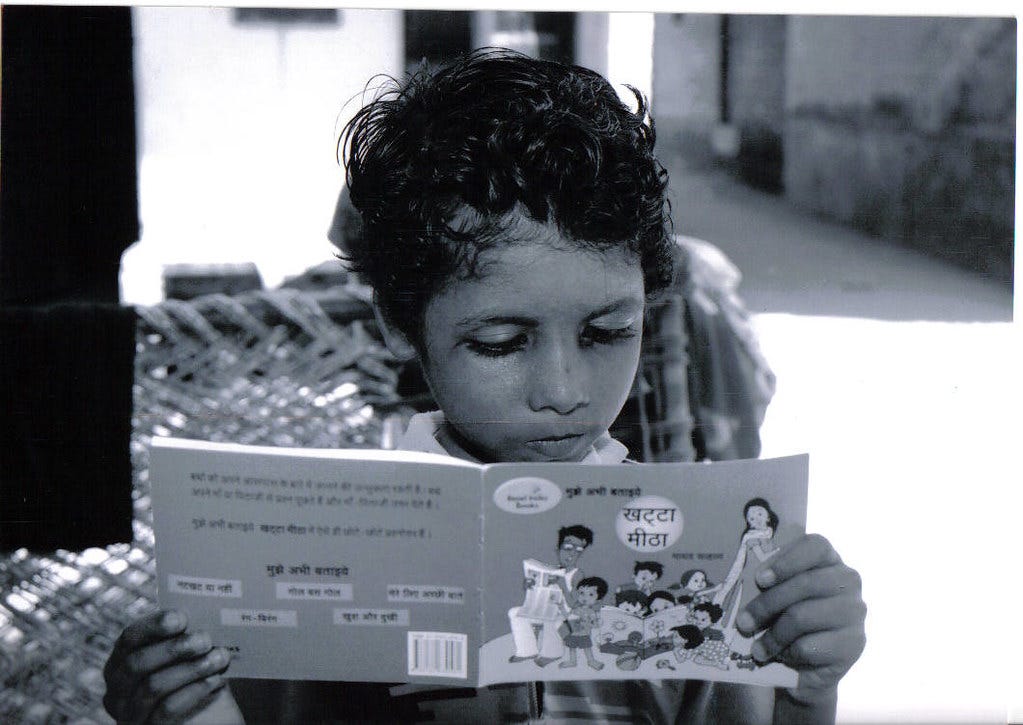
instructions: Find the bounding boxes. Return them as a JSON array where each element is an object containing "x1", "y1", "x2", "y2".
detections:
[{"x1": 0, "y1": 240, "x2": 773, "y2": 722}]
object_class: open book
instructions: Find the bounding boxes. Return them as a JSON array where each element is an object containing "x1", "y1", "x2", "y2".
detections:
[{"x1": 149, "y1": 438, "x2": 807, "y2": 688}]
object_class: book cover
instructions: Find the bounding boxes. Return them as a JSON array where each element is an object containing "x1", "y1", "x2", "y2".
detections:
[{"x1": 149, "y1": 438, "x2": 806, "y2": 689}]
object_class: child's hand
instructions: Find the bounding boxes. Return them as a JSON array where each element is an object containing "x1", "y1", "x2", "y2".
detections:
[
  {"x1": 103, "y1": 609, "x2": 239, "y2": 723},
  {"x1": 736, "y1": 534, "x2": 866, "y2": 705}
]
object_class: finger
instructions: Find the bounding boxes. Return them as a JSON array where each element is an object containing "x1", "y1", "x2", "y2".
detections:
[
  {"x1": 148, "y1": 673, "x2": 227, "y2": 724},
  {"x1": 750, "y1": 596, "x2": 867, "y2": 663},
  {"x1": 131, "y1": 648, "x2": 231, "y2": 722},
  {"x1": 777, "y1": 626, "x2": 867, "y2": 671},
  {"x1": 105, "y1": 630, "x2": 213, "y2": 717},
  {"x1": 106, "y1": 611, "x2": 189, "y2": 682},
  {"x1": 753, "y1": 534, "x2": 842, "y2": 589},
  {"x1": 127, "y1": 631, "x2": 215, "y2": 682},
  {"x1": 737, "y1": 564, "x2": 862, "y2": 634},
  {"x1": 114, "y1": 611, "x2": 189, "y2": 656}
]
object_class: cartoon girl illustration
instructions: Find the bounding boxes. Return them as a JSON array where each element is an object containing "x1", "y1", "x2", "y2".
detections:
[
  {"x1": 714, "y1": 498, "x2": 781, "y2": 652},
  {"x1": 670, "y1": 624, "x2": 704, "y2": 664},
  {"x1": 672, "y1": 569, "x2": 722, "y2": 608}
]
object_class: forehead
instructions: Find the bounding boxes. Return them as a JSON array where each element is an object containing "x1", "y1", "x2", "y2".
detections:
[
  {"x1": 430, "y1": 222, "x2": 644, "y2": 322},
  {"x1": 563, "y1": 534, "x2": 587, "y2": 546}
]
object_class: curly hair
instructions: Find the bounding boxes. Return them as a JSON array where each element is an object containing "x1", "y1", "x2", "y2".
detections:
[{"x1": 339, "y1": 48, "x2": 676, "y2": 343}]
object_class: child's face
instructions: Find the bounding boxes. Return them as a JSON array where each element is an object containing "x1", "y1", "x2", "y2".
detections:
[
  {"x1": 634, "y1": 569, "x2": 658, "y2": 588},
  {"x1": 686, "y1": 571, "x2": 707, "y2": 590},
  {"x1": 649, "y1": 596, "x2": 673, "y2": 613},
  {"x1": 691, "y1": 610, "x2": 711, "y2": 629},
  {"x1": 417, "y1": 223, "x2": 644, "y2": 463},
  {"x1": 618, "y1": 601, "x2": 644, "y2": 616},
  {"x1": 746, "y1": 505, "x2": 770, "y2": 530},
  {"x1": 576, "y1": 586, "x2": 599, "y2": 606}
]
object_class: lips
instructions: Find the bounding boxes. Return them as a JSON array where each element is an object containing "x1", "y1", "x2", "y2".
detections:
[{"x1": 522, "y1": 433, "x2": 588, "y2": 461}]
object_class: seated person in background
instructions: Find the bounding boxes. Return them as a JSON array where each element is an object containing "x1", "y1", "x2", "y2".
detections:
[{"x1": 103, "y1": 49, "x2": 865, "y2": 724}]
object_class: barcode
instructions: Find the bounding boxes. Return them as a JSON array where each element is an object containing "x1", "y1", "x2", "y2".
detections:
[{"x1": 407, "y1": 631, "x2": 468, "y2": 679}]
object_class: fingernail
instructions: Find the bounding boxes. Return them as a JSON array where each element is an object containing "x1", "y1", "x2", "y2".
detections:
[
  {"x1": 205, "y1": 648, "x2": 227, "y2": 669},
  {"x1": 751, "y1": 640, "x2": 767, "y2": 663},
  {"x1": 204, "y1": 674, "x2": 224, "y2": 690},
  {"x1": 756, "y1": 568, "x2": 776, "y2": 587},
  {"x1": 181, "y1": 632, "x2": 211, "y2": 654},
  {"x1": 736, "y1": 611, "x2": 755, "y2": 634},
  {"x1": 162, "y1": 611, "x2": 183, "y2": 631}
]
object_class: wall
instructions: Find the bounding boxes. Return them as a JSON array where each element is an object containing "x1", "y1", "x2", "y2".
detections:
[
  {"x1": 783, "y1": 16, "x2": 1015, "y2": 280},
  {"x1": 651, "y1": 13, "x2": 721, "y2": 164},
  {"x1": 123, "y1": 8, "x2": 403, "y2": 303},
  {"x1": 726, "y1": 15, "x2": 787, "y2": 191}
]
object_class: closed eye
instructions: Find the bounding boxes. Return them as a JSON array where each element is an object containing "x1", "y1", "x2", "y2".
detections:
[
  {"x1": 464, "y1": 334, "x2": 528, "y2": 357},
  {"x1": 580, "y1": 325, "x2": 638, "y2": 347}
]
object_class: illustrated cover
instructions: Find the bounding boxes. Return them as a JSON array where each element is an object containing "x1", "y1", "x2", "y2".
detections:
[{"x1": 149, "y1": 437, "x2": 807, "y2": 688}]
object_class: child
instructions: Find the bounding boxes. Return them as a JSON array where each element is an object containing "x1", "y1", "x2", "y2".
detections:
[
  {"x1": 689, "y1": 602, "x2": 731, "y2": 671},
  {"x1": 672, "y1": 567, "x2": 722, "y2": 607},
  {"x1": 671, "y1": 624, "x2": 705, "y2": 664},
  {"x1": 647, "y1": 589, "x2": 677, "y2": 614},
  {"x1": 614, "y1": 588, "x2": 650, "y2": 617},
  {"x1": 616, "y1": 560, "x2": 664, "y2": 597},
  {"x1": 558, "y1": 576, "x2": 607, "y2": 671},
  {"x1": 103, "y1": 49, "x2": 865, "y2": 723}
]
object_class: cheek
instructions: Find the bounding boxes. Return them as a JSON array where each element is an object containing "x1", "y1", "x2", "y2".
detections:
[
  {"x1": 425, "y1": 352, "x2": 520, "y2": 418},
  {"x1": 589, "y1": 341, "x2": 642, "y2": 407}
]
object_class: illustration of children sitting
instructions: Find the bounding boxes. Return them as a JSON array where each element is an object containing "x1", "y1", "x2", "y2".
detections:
[
  {"x1": 614, "y1": 588, "x2": 649, "y2": 617},
  {"x1": 670, "y1": 624, "x2": 705, "y2": 664},
  {"x1": 616, "y1": 561, "x2": 664, "y2": 597},
  {"x1": 558, "y1": 576, "x2": 607, "y2": 671},
  {"x1": 671, "y1": 569, "x2": 722, "y2": 608},
  {"x1": 689, "y1": 603, "x2": 731, "y2": 670}
]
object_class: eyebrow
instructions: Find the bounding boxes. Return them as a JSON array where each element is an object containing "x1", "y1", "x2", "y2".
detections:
[{"x1": 454, "y1": 297, "x2": 643, "y2": 329}]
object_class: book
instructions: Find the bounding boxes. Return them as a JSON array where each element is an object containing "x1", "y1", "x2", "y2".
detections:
[{"x1": 149, "y1": 437, "x2": 807, "y2": 688}]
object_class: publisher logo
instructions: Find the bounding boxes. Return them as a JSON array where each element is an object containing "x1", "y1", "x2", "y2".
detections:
[{"x1": 493, "y1": 477, "x2": 562, "y2": 514}]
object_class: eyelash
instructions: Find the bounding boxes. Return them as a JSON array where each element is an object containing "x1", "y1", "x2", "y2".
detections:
[{"x1": 465, "y1": 326, "x2": 637, "y2": 358}]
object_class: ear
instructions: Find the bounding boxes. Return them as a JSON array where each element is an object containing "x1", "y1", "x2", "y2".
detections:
[{"x1": 372, "y1": 301, "x2": 418, "y2": 362}]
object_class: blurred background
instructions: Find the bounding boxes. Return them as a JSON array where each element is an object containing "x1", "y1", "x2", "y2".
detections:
[{"x1": 1, "y1": 7, "x2": 1018, "y2": 724}]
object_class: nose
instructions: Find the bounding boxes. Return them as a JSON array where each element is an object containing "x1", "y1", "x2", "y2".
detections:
[{"x1": 528, "y1": 338, "x2": 587, "y2": 415}]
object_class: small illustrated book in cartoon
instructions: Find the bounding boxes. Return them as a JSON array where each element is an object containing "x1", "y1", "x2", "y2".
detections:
[{"x1": 149, "y1": 438, "x2": 807, "y2": 688}]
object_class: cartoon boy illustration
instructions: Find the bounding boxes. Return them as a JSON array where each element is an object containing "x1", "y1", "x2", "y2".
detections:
[
  {"x1": 614, "y1": 589, "x2": 649, "y2": 617},
  {"x1": 508, "y1": 524, "x2": 592, "y2": 666},
  {"x1": 647, "y1": 590, "x2": 676, "y2": 614},
  {"x1": 558, "y1": 576, "x2": 607, "y2": 670},
  {"x1": 616, "y1": 561, "x2": 663, "y2": 597}
]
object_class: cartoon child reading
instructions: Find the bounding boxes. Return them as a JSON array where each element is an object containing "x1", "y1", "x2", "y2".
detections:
[
  {"x1": 648, "y1": 590, "x2": 676, "y2": 614},
  {"x1": 616, "y1": 561, "x2": 664, "y2": 597},
  {"x1": 558, "y1": 576, "x2": 607, "y2": 671},
  {"x1": 614, "y1": 589, "x2": 649, "y2": 617},
  {"x1": 671, "y1": 624, "x2": 705, "y2": 664},
  {"x1": 690, "y1": 603, "x2": 731, "y2": 670},
  {"x1": 507, "y1": 524, "x2": 593, "y2": 666},
  {"x1": 103, "y1": 49, "x2": 866, "y2": 724}
]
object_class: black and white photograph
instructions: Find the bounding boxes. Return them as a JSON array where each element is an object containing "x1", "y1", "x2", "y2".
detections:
[{"x1": 1, "y1": 5, "x2": 1017, "y2": 723}]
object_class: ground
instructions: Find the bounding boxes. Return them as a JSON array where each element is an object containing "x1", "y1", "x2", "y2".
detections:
[{"x1": 666, "y1": 161, "x2": 1018, "y2": 723}]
